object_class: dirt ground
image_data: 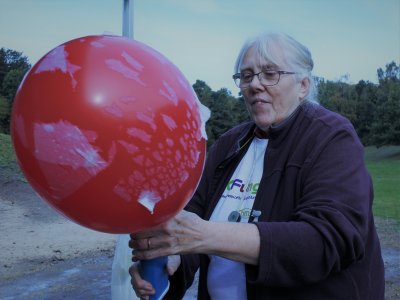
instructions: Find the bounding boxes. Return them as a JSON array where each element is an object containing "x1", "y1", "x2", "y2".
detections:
[{"x1": 0, "y1": 166, "x2": 399, "y2": 299}]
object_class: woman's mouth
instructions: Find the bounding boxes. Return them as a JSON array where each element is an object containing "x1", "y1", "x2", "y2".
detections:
[{"x1": 251, "y1": 99, "x2": 269, "y2": 106}]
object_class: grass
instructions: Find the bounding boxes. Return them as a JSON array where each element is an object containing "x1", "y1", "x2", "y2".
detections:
[
  {"x1": 0, "y1": 133, "x2": 25, "y2": 181},
  {"x1": 0, "y1": 133, "x2": 399, "y2": 220},
  {"x1": 0, "y1": 133, "x2": 17, "y2": 167},
  {"x1": 365, "y1": 146, "x2": 400, "y2": 221}
]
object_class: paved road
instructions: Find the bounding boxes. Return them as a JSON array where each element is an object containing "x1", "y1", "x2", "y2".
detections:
[{"x1": 0, "y1": 252, "x2": 198, "y2": 300}]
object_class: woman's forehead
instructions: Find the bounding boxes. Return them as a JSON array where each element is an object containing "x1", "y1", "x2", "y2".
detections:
[{"x1": 241, "y1": 45, "x2": 287, "y2": 70}]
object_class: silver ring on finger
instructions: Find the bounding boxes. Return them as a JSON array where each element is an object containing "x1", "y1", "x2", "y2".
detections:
[{"x1": 147, "y1": 238, "x2": 151, "y2": 250}]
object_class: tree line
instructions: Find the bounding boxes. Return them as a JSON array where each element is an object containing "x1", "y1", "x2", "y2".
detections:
[
  {"x1": 0, "y1": 48, "x2": 31, "y2": 133},
  {"x1": 1, "y1": 47, "x2": 399, "y2": 148}
]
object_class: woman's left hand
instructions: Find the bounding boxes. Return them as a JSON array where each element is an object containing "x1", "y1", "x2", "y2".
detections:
[
  {"x1": 130, "y1": 209, "x2": 261, "y2": 265},
  {"x1": 129, "y1": 210, "x2": 206, "y2": 260}
]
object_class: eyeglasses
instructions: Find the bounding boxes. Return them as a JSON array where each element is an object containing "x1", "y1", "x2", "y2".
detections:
[{"x1": 232, "y1": 70, "x2": 297, "y2": 88}]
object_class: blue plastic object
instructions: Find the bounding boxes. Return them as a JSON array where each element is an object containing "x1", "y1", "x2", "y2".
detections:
[{"x1": 140, "y1": 257, "x2": 169, "y2": 300}]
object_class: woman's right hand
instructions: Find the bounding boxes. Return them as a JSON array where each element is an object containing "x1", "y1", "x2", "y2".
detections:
[
  {"x1": 129, "y1": 261, "x2": 154, "y2": 300},
  {"x1": 129, "y1": 255, "x2": 181, "y2": 299}
]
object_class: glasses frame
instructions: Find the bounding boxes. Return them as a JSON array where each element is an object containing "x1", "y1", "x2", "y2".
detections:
[{"x1": 232, "y1": 70, "x2": 297, "y2": 88}]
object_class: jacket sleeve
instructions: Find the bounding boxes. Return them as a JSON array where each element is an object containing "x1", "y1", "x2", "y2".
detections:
[{"x1": 248, "y1": 125, "x2": 372, "y2": 287}]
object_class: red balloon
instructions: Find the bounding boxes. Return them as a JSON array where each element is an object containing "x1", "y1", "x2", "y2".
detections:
[{"x1": 11, "y1": 35, "x2": 207, "y2": 234}]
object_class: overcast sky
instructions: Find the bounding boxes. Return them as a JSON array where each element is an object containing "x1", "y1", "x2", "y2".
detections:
[{"x1": 1, "y1": 0, "x2": 399, "y2": 94}]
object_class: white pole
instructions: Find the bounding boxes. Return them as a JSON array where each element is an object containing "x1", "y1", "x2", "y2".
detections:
[{"x1": 122, "y1": 0, "x2": 134, "y2": 39}]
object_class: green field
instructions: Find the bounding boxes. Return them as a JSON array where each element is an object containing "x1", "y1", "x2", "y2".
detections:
[
  {"x1": 0, "y1": 133, "x2": 17, "y2": 168},
  {"x1": 1, "y1": 133, "x2": 399, "y2": 220},
  {"x1": 365, "y1": 146, "x2": 400, "y2": 220}
]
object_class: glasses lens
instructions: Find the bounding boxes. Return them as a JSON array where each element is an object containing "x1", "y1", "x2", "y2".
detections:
[
  {"x1": 237, "y1": 72, "x2": 253, "y2": 88},
  {"x1": 234, "y1": 77, "x2": 241, "y2": 87},
  {"x1": 260, "y1": 71, "x2": 279, "y2": 85}
]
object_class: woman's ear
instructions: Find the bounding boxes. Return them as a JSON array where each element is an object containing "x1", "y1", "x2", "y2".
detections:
[{"x1": 299, "y1": 76, "x2": 310, "y2": 100}]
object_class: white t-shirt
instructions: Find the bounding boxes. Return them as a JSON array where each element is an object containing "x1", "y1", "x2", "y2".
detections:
[{"x1": 207, "y1": 137, "x2": 268, "y2": 300}]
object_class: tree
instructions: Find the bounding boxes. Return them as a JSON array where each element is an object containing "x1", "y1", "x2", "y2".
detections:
[
  {"x1": 354, "y1": 80, "x2": 377, "y2": 145},
  {"x1": 371, "y1": 62, "x2": 400, "y2": 146},
  {"x1": 0, "y1": 48, "x2": 30, "y2": 94},
  {"x1": 192, "y1": 80, "x2": 248, "y2": 148},
  {"x1": 192, "y1": 80, "x2": 213, "y2": 108},
  {"x1": 377, "y1": 61, "x2": 400, "y2": 83},
  {"x1": 318, "y1": 80, "x2": 358, "y2": 126},
  {"x1": 0, "y1": 95, "x2": 11, "y2": 134},
  {"x1": 208, "y1": 88, "x2": 237, "y2": 142},
  {"x1": 2, "y1": 68, "x2": 28, "y2": 101},
  {"x1": 0, "y1": 48, "x2": 31, "y2": 133}
]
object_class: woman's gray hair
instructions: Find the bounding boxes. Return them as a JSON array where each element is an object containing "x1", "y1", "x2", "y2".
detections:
[{"x1": 234, "y1": 32, "x2": 318, "y2": 103}]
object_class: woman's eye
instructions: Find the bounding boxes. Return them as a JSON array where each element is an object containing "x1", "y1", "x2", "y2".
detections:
[
  {"x1": 241, "y1": 74, "x2": 253, "y2": 81},
  {"x1": 263, "y1": 72, "x2": 276, "y2": 79}
]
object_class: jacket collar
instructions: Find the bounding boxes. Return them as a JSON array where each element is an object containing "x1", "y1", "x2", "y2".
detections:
[
  {"x1": 223, "y1": 101, "x2": 317, "y2": 160},
  {"x1": 238, "y1": 101, "x2": 317, "y2": 149}
]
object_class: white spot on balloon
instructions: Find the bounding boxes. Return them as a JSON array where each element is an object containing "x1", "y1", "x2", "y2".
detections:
[
  {"x1": 113, "y1": 181, "x2": 131, "y2": 202},
  {"x1": 34, "y1": 121, "x2": 107, "y2": 175},
  {"x1": 190, "y1": 149, "x2": 201, "y2": 165},
  {"x1": 180, "y1": 137, "x2": 187, "y2": 151},
  {"x1": 132, "y1": 170, "x2": 145, "y2": 182},
  {"x1": 159, "y1": 81, "x2": 178, "y2": 106},
  {"x1": 138, "y1": 190, "x2": 161, "y2": 214},
  {"x1": 33, "y1": 120, "x2": 109, "y2": 199},
  {"x1": 74, "y1": 148, "x2": 108, "y2": 174},
  {"x1": 34, "y1": 45, "x2": 81, "y2": 89},
  {"x1": 152, "y1": 151, "x2": 162, "y2": 161},
  {"x1": 43, "y1": 124, "x2": 55, "y2": 132},
  {"x1": 118, "y1": 140, "x2": 139, "y2": 154},
  {"x1": 91, "y1": 41, "x2": 105, "y2": 48},
  {"x1": 104, "y1": 103, "x2": 123, "y2": 118},
  {"x1": 126, "y1": 128, "x2": 151, "y2": 143},
  {"x1": 180, "y1": 171, "x2": 189, "y2": 184},
  {"x1": 161, "y1": 114, "x2": 177, "y2": 131},
  {"x1": 175, "y1": 150, "x2": 182, "y2": 163},
  {"x1": 35, "y1": 46, "x2": 67, "y2": 73},
  {"x1": 136, "y1": 112, "x2": 156, "y2": 130},
  {"x1": 121, "y1": 51, "x2": 144, "y2": 71},
  {"x1": 133, "y1": 155, "x2": 145, "y2": 166},
  {"x1": 105, "y1": 58, "x2": 145, "y2": 86}
]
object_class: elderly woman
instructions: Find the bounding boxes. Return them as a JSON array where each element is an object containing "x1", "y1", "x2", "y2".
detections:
[{"x1": 129, "y1": 32, "x2": 385, "y2": 300}]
